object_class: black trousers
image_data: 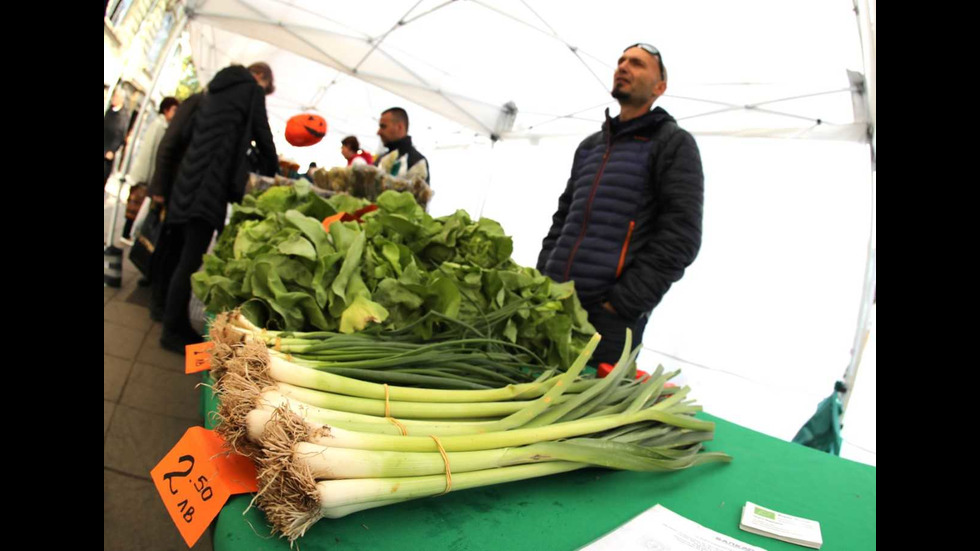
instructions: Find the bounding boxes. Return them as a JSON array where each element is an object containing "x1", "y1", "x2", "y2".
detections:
[
  {"x1": 586, "y1": 305, "x2": 650, "y2": 366},
  {"x1": 152, "y1": 220, "x2": 214, "y2": 337}
]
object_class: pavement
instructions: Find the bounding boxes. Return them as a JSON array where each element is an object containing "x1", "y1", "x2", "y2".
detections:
[{"x1": 104, "y1": 183, "x2": 214, "y2": 551}]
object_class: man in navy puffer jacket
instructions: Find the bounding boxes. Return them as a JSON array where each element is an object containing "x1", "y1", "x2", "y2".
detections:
[{"x1": 537, "y1": 44, "x2": 704, "y2": 364}]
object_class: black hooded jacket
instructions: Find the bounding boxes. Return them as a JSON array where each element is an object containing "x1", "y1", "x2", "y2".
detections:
[{"x1": 166, "y1": 65, "x2": 278, "y2": 230}]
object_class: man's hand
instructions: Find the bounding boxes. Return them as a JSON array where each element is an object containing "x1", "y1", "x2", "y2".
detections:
[
  {"x1": 105, "y1": 151, "x2": 115, "y2": 161},
  {"x1": 602, "y1": 301, "x2": 617, "y2": 315}
]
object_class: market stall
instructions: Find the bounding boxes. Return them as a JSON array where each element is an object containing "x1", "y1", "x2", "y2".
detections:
[
  {"x1": 123, "y1": 3, "x2": 875, "y2": 548},
  {"x1": 146, "y1": 183, "x2": 874, "y2": 549}
]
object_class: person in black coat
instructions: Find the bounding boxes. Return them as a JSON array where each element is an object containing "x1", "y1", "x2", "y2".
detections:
[
  {"x1": 145, "y1": 92, "x2": 204, "y2": 300},
  {"x1": 104, "y1": 88, "x2": 128, "y2": 187},
  {"x1": 154, "y1": 63, "x2": 279, "y2": 350}
]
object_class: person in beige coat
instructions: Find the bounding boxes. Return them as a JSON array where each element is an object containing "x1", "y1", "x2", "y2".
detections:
[{"x1": 122, "y1": 97, "x2": 180, "y2": 240}]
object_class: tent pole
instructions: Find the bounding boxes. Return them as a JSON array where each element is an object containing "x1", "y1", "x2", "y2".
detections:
[
  {"x1": 841, "y1": 0, "x2": 876, "y2": 416},
  {"x1": 477, "y1": 138, "x2": 498, "y2": 219},
  {"x1": 842, "y1": 171, "x2": 875, "y2": 416}
]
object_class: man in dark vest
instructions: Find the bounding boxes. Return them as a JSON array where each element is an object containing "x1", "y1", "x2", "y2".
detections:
[
  {"x1": 375, "y1": 107, "x2": 430, "y2": 184},
  {"x1": 537, "y1": 44, "x2": 704, "y2": 364}
]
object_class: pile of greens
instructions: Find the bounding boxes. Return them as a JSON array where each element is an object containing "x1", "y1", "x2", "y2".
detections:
[{"x1": 193, "y1": 182, "x2": 595, "y2": 368}]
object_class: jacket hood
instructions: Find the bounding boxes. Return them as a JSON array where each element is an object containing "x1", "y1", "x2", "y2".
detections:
[
  {"x1": 208, "y1": 65, "x2": 256, "y2": 94},
  {"x1": 603, "y1": 106, "x2": 675, "y2": 137}
]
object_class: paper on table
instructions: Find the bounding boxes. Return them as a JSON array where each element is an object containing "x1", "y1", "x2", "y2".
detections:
[{"x1": 581, "y1": 504, "x2": 765, "y2": 551}]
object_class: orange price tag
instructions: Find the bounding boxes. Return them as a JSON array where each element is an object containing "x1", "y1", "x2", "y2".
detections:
[
  {"x1": 151, "y1": 427, "x2": 259, "y2": 547},
  {"x1": 185, "y1": 342, "x2": 214, "y2": 374}
]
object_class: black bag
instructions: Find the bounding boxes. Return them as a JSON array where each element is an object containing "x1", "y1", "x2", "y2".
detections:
[{"x1": 129, "y1": 205, "x2": 165, "y2": 276}]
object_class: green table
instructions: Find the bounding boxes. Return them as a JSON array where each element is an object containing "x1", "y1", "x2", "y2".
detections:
[{"x1": 201, "y1": 376, "x2": 875, "y2": 550}]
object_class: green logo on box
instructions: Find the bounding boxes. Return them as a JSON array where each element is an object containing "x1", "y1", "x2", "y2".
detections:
[{"x1": 755, "y1": 507, "x2": 776, "y2": 520}]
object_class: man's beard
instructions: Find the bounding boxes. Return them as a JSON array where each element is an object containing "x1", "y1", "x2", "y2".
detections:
[{"x1": 611, "y1": 88, "x2": 630, "y2": 102}]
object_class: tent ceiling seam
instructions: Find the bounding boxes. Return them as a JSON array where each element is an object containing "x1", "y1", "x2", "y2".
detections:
[
  {"x1": 676, "y1": 104, "x2": 841, "y2": 126},
  {"x1": 471, "y1": 0, "x2": 608, "y2": 94},
  {"x1": 232, "y1": 0, "x2": 275, "y2": 23},
  {"x1": 525, "y1": 100, "x2": 615, "y2": 131},
  {"x1": 279, "y1": 26, "x2": 353, "y2": 73},
  {"x1": 194, "y1": 12, "x2": 355, "y2": 73},
  {"x1": 358, "y1": 72, "x2": 500, "y2": 110},
  {"x1": 752, "y1": 87, "x2": 856, "y2": 108},
  {"x1": 194, "y1": 12, "x2": 435, "y2": 91},
  {"x1": 265, "y1": 0, "x2": 372, "y2": 39},
  {"x1": 353, "y1": 0, "x2": 425, "y2": 73},
  {"x1": 571, "y1": 48, "x2": 611, "y2": 93},
  {"x1": 518, "y1": 0, "x2": 559, "y2": 35},
  {"x1": 308, "y1": 77, "x2": 340, "y2": 109},
  {"x1": 470, "y1": 0, "x2": 552, "y2": 36},
  {"x1": 748, "y1": 106, "x2": 839, "y2": 125},
  {"x1": 372, "y1": 47, "x2": 435, "y2": 87},
  {"x1": 676, "y1": 106, "x2": 743, "y2": 122},
  {"x1": 437, "y1": 91, "x2": 495, "y2": 135},
  {"x1": 401, "y1": 0, "x2": 458, "y2": 26},
  {"x1": 668, "y1": 94, "x2": 742, "y2": 109},
  {"x1": 192, "y1": 10, "x2": 369, "y2": 41}
]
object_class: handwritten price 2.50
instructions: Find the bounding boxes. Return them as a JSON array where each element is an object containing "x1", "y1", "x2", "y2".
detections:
[
  {"x1": 161, "y1": 455, "x2": 214, "y2": 522},
  {"x1": 152, "y1": 427, "x2": 257, "y2": 546}
]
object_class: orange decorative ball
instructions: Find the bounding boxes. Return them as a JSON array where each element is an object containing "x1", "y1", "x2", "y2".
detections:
[{"x1": 285, "y1": 113, "x2": 327, "y2": 147}]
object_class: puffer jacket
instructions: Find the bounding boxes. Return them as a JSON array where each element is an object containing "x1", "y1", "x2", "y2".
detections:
[
  {"x1": 166, "y1": 65, "x2": 278, "y2": 230},
  {"x1": 537, "y1": 107, "x2": 703, "y2": 324}
]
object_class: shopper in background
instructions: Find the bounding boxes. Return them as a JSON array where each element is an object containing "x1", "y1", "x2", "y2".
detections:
[
  {"x1": 104, "y1": 87, "x2": 128, "y2": 187},
  {"x1": 121, "y1": 96, "x2": 180, "y2": 241},
  {"x1": 301, "y1": 162, "x2": 318, "y2": 181},
  {"x1": 147, "y1": 92, "x2": 205, "y2": 318},
  {"x1": 154, "y1": 62, "x2": 278, "y2": 351},
  {"x1": 374, "y1": 108, "x2": 429, "y2": 184},
  {"x1": 341, "y1": 136, "x2": 374, "y2": 166}
]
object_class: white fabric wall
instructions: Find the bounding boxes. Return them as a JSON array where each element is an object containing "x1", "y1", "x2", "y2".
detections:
[{"x1": 427, "y1": 133, "x2": 874, "y2": 449}]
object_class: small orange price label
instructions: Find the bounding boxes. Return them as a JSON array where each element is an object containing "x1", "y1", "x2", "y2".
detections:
[
  {"x1": 185, "y1": 342, "x2": 213, "y2": 374},
  {"x1": 151, "y1": 427, "x2": 258, "y2": 547}
]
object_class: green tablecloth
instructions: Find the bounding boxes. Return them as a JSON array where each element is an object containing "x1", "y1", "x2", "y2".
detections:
[{"x1": 201, "y1": 375, "x2": 875, "y2": 550}]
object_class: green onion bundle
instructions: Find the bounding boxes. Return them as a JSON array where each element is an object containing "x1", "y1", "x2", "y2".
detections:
[
  {"x1": 214, "y1": 307, "x2": 559, "y2": 389},
  {"x1": 209, "y1": 312, "x2": 731, "y2": 543}
]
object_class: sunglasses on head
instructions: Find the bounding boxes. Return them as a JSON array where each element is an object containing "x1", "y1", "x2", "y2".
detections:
[{"x1": 625, "y1": 43, "x2": 665, "y2": 80}]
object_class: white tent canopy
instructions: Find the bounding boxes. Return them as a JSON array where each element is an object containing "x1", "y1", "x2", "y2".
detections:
[
  {"x1": 179, "y1": 0, "x2": 875, "y2": 463},
  {"x1": 186, "y1": 0, "x2": 870, "y2": 145}
]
